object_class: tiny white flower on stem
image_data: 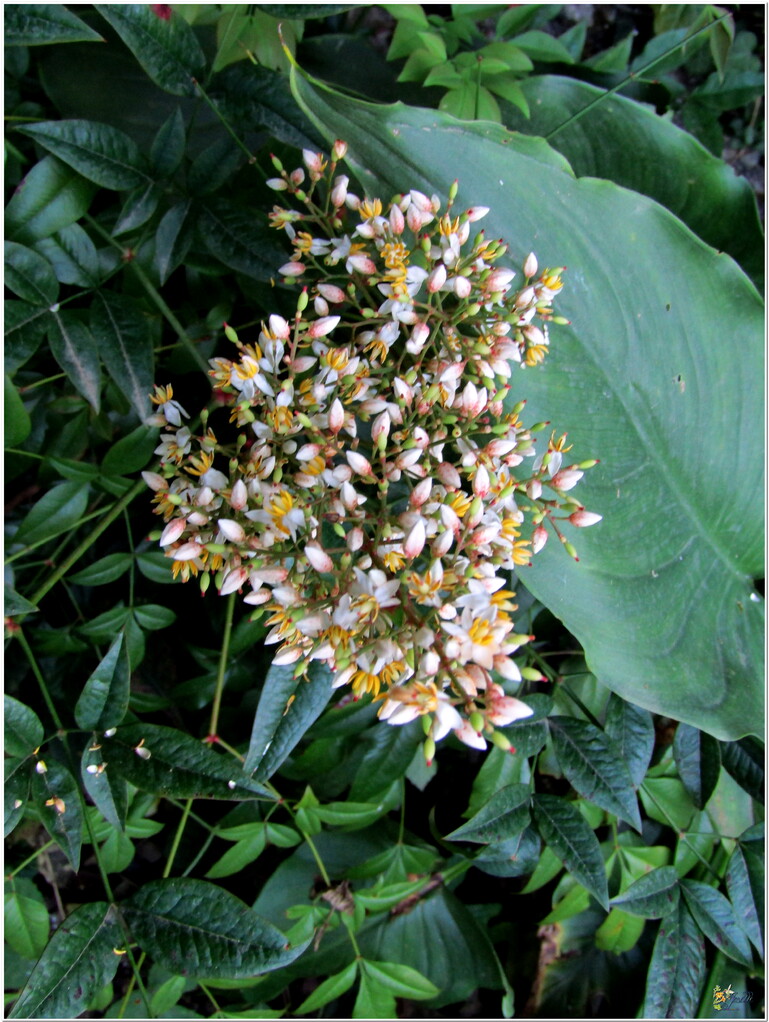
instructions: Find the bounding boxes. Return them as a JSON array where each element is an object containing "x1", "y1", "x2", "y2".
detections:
[
  {"x1": 473, "y1": 464, "x2": 490, "y2": 498},
  {"x1": 453, "y1": 275, "x2": 473, "y2": 299},
  {"x1": 268, "y1": 314, "x2": 291, "y2": 339},
  {"x1": 272, "y1": 644, "x2": 304, "y2": 665},
  {"x1": 551, "y1": 469, "x2": 584, "y2": 491},
  {"x1": 347, "y1": 253, "x2": 377, "y2": 274},
  {"x1": 569, "y1": 510, "x2": 603, "y2": 527},
  {"x1": 410, "y1": 478, "x2": 432, "y2": 508},
  {"x1": 526, "y1": 479, "x2": 542, "y2": 500},
  {"x1": 389, "y1": 203, "x2": 405, "y2": 234},
  {"x1": 524, "y1": 252, "x2": 538, "y2": 278},
  {"x1": 331, "y1": 174, "x2": 349, "y2": 207},
  {"x1": 454, "y1": 721, "x2": 487, "y2": 750},
  {"x1": 347, "y1": 526, "x2": 364, "y2": 551},
  {"x1": 465, "y1": 206, "x2": 489, "y2": 222}
]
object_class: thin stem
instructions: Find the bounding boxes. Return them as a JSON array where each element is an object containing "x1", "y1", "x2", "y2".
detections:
[
  {"x1": 198, "y1": 982, "x2": 223, "y2": 1016},
  {"x1": 5, "y1": 505, "x2": 109, "y2": 566},
  {"x1": 209, "y1": 593, "x2": 236, "y2": 738},
  {"x1": 265, "y1": 781, "x2": 332, "y2": 887},
  {"x1": 7, "y1": 839, "x2": 57, "y2": 877},
  {"x1": 639, "y1": 784, "x2": 721, "y2": 880},
  {"x1": 27, "y1": 478, "x2": 145, "y2": 607},
  {"x1": 16, "y1": 627, "x2": 63, "y2": 729},
  {"x1": 546, "y1": 13, "x2": 731, "y2": 141},
  {"x1": 193, "y1": 79, "x2": 257, "y2": 162},
  {"x1": 164, "y1": 800, "x2": 193, "y2": 878},
  {"x1": 5, "y1": 448, "x2": 45, "y2": 459}
]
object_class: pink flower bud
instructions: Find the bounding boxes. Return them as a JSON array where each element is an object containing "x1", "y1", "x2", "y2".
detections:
[
  {"x1": 331, "y1": 174, "x2": 349, "y2": 207},
  {"x1": 279, "y1": 261, "x2": 305, "y2": 277},
  {"x1": 302, "y1": 149, "x2": 324, "y2": 173},
  {"x1": 551, "y1": 469, "x2": 584, "y2": 492},
  {"x1": 432, "y1": 529, "x2": 454, "y2": 556},
  {"x1": 314, "y1": 296, "x2": 329, "y2": 316},
  {"x1": 219, "y1": 566, "x2": 248, "y2": 595},
  {"x1": 230, "y1": 479, "x2": 248, "y2": 510},
  {"x1": 526, "y1": 479, "x2": 542, "y2": 500},
  {"x1": 410, "y1": 478, "x2": 433, "y2": 507},
  {"x1": 523, "y1": 252, "x2": 538, "y2": 278},
  {"x1": 346, "y1": 450, "x2": 374, "y2": 477},
  {"x1": 404, "y1": 519, "x2": 426, "y2": 559},
  {"x1": 142, "y1": 471, "x2": 167, "y2": 492},
  {"x1": 393, "y1": 377, "x2": 413, "y2": 404},
  {"x1": 332, "y1": 139, "x2": 348, "y2": 161},
  {"x1": 453, "y1": 275, "x2": 472, "y2": 299},
  {"x1": 347, "y1": 526, "x2": 364, "y2": 551},
  {"x1": 305, "y1": 543, "x2": 333, "y2": 573},
  {"x1": 317, "y1": 283, "x2": 346, "y2": 304},
  {"x1": 328, "y1": 397, "x2": 345, "y2": 434},
  {"x1": 473, "y1": 464, "x2": 490, "y2": 498},
  {"x1": 532, "y1": 526, "x2": 548, "y2": 554},
  {"x1": 427, "y1": 263, "x2": 447, "y2": 293},
  {"x1": 523, "y1": 324, "x2": 546, "y2": 347},
  {"x1": 454, "y1": 721, "x2": 487, "y2": 750},
  {"x1": 465, "y1": 206, "x2": 489, "y2": 222},
  {"x1": 389, "y1": 203, "x2": 405, "y2": 234},
  {"x1": 173, "y1": 542, "x2": 204, "y2": 561},
  {"x1": 217, "y1": 519, "x2": 246, "y2": 543},
  {"x1": 308, "y1": 316, "x2": 340, "y2": 338},
  {"x1": 159, "y1": 519, "x2": 187, "y2": 547},
  {"x1": 347, "y1": 253, "x2": 377, "y2": 274},
  {"x1": 371, "y1": 411, "x2": 391, "y2": 444},
  {"x1": 268, "y1": 314, "x2": 290, "y2": 339},
  {"x1": 437, "y1": 462, "x2": 461, "y2": 489},
  {"x1": 569, "y1": 510, "x2": 603, "y2": 527}
]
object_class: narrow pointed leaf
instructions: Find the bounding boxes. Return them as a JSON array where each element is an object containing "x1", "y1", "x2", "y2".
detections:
[
  {"x1": 531, "y1": 793, "x2": 608, "y2": 909},
  {"x1": 350, "y1": 718, "x2": 423, "y2": 800},
  {"x1": 30, "y1": 760, "x2": 83, "y2": 870},
  {"x1": 18, "y1": 120, "x2": 150, "y2": 190},
  {"x1": 155, "y1": 200, "x2": 195, "y2": 284},
  {"x1": 447, "y1": 783, "x2": 530, "y2": 844},
  {"x1": 48, "y1": 310, "x2": 102, "y2": 411},
  {"x1": 289, "y1": 71, "x2": 763, "y2": 742},
  {"x1": 361, "y1": 959, "x2": 440, "y2": 1000},
  {"x1": 4, "y1": 696, "x2": 44, "y2": 758},
  {"x1": 5, "y1": 4, "x2": 103, "y2": 45},
  {"x1": 5, "y1": 375, "x2": 32, "y2": 448},
  {"x1": 673, "y1": 722, "x2": 721, "y2": 809},
  {"x1": 150, "y1": 107, "x2": 187, "y2": 178},
  {"x1": 473, "y1": 825, "x2": 541, "y2": 878},
  {"x1": 604, "y1": 693, "x2": 654, "y2": 787},
  {"x1": 681, "y1": 878, "x2": 753, "y2": 966},
  {"x1": 295, "y1": 961, "x2": 358, "y2": 1014},
  {"x1": 4, "y1": 586, "x2": 39, "y2": 618},
  {"x1": 70, "y1": 553, "x2": 134, "y2": 586},
  {"x1": 113, "y1": 181, "x2": 162, "y2": 234},
  {"x1": 244, "y1": 660, "x2": 334, "y2": 780},
  {"x1": 105, "y1": 723, "x2": 273, "y2": 800},
  {"x1": 4, "y1": 242, "x2": 59, "y2": 306},
  {"x1": 90, "y1": 291, "x2": 153, "y2": 418},
  {"x1": 95, "y1": 4, "x2": 206, "y2": 97},
  {"x1": 594, "y1": 908, "x2": 645, "y2": 953},
  {"x1": 354, "y1": 970, "x2": 397, "y2": 1019},
  {"x1": 611, "y1": 865, "x2": 680, "y2": 918},
  {"x1": 123, "y1": 878, "x2": 310, "y2": 978},
  {"x1": 81, "y1": 740, "x2": 128, "y2": 831},
  {"x1": 548, "y1": 716, "x2": 642, "y2": 830},
  {"x1": 725, "y1": 843, "x2": 763, "y2": 955},
  {"x1": 14, "y1": 480, "x2": 90, "y2": 548},
  {"x1": 5, "y1": 302, "x2": 50, "y2": 373},
  {"x1": 75, "y1": 633, "x2": 131, "y2": 730},
  {"x1": 6, "y1": 156, "x2": 95, "y2": 245},
  {"x1": 198, "y1": 199, "x2": 287, "y2": 281},
  {"x1": 8, "y1": 902, "x2": 122, "y2": 1019},
  {"x1": 720, "y1": 736, "x2": 764, "y2": 803},
  {"x1": 5, "y1": 759, "x2": 30, "y2": 837},
  {"x1": 643, "y1": 902, "x2": 705, "y2": 1018}
]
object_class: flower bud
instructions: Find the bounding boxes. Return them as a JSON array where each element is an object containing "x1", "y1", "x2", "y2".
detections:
[
  {"x1": 279, "y1": 261, "x2": 305, "y2": 277},
  {"x1": 217, "y1": 519, "x2": 246, "y2": 543},
  {"x1": 551, "y1": 469, "x2": 583, "y2": 491},
  {"x1": 532, "y1": 525, "x2": 548, "y2": 554},
  {"x1": 523, "y1": 252, "x2": 538, "y2": 278},
  {"x1": 427, "y1": 263, "x2": 447, "y2": 293},
  {"x1": 159, "y1": 518, "x2": 187, "y2": 547},
  {"x1": 332, "y1": 139, "x2": 348, "y2": 161},
  {"x1": 568, "y1": 510, "x2": 602, "y2": 528},
  {"x1": 404, "y1": 519, "x2": 426, "y2": 559},
  {"x1": 305, "y1": 543, "x2": 334, "y2": 573},
  {"x1": 328, "y1": 398, "x2": 345, "y2": 434},
  {"x1": 230, "y1": 479, "x2": 248, "y2": 510},
  {"x1": 308, "y1": 316, "x2": 340, "y2": 338}
]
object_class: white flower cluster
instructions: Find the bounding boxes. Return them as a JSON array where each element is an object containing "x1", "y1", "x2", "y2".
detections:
[{"x1": 145, "y1": 143, "x2": 601, "y2": 759}]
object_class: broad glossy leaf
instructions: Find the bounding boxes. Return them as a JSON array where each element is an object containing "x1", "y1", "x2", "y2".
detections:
[
  {"x1": 18, "y1": 120, "x2": 151, "y2": 190},
  {"x1": 95, "y1": 4, "x2": 206, "y2": 97},
  {"x1": 5, "y1": 375, "x2": 32, "y2": 448},
  {"x1": 14, "y1": 480, "x2": 90, "y2": 548},
  {"x1": 673, "y1": 722, "x2": 721, "y2": 809},
  {"x1": 603, "y1": 693, "x2": 654, "y2": 787},
  {"x1": 725, "y1": 842, "x2": 763, "y2": 956},
  {"x1": 4, "y1": 877, "x2": 49, "y2": 960},
  {"x1": 4, "y1": 242, "x2": 59, "y2": 306},
  {"x1": 75, "y1": 633, "x2": 131, "y2": 731},
  {"x1": 643, "y1": 902, "x2": 705, "y2": 1018},
  {"x1": 548, "y1": 716, "x2": 641, "y2": 830},
  {"x1": 594, "y1": 907, "x2": 645, "y2": 953},
  {"x1": 501, "y1": 75, "x2": 763, "y2": 288},
  {"x1": 531, "y1": 793, "x2": 608, "y2": 909},
  {"x1": 8, "y1": 902, "x2": 122, "y2": 1019},
  {"x1": 150, "y1": 107, "x2": 186, "y2": 178},
  {"x1": 5, "y1": 156, "x2": 95, "y2": 244},
  {"x1": 113, "y1": 182, "x2": 162, "y2": 234},
  {"x1": 48, "y1": 310, "x2": 102, "y2": 411},
  {"x1": 465, "y1": 744, "x2": 531, "y2": 817},
  {"x1": 256, "y1": 4, "x2": 360, "y2": 16},
  {"x1": 90, "y1": 291, "x2": 154, "y2": 418},
  {"x1": 198, "y1": 199, "x2": 287, "y2": 281},
  {"x1": 611, "y1": 865, "x2": 680, "y2": 918},
  {"x1": 289, "y1": 72, "x2": 763, "y2": 740},
  {"x1": 244, "y1": 660, "x2": 334, "y2": 780},
  {"x1": 33, "y1": 223, "x2": 100, "y2": 287},
  {"x1": 447, "y1": 783, "x2": 530, "y2": 844},
  {"x1": 154, "y1": 200, "x2": 195, "y2": 284},
  {"x1": 104, "y1": 723, "x2": 273, "y2": 801},
  {"x1": 4, "y1": 696, "x2": 44, "y2": 758},
  {"x1": 5, "y1": 302, "x2": 50, "y2": 374},
  {"x1": 354, "y1": 970, "x2": 397, "y2": 1020},
  {"x1": 4, "y1": 585, "x2": 38, "y2": 618},
  {"x1": 101, "y1": 423, "x2": 158, "y2": 477},
  {"x1": 361, "y1": 959, "x2": 439, "y2": 1000},
  {"x1": 5, "y1": 4, "x2": 103, "y2": 45},
  {"x1": 123, "y1": 878, "x2": 310, "y2": 979},
  {"x1": 681, "y1": 878, "x2": 753, "y2": 966},
  {"x1": 206, "y1": 832, "x2": 267, "y2": 879},
  {"x1": 30, "y1": 759, "x2": 83, "y2": 870},
  {"x1": 295, "y1": 961, "x2": 358, "y2": 1015}
]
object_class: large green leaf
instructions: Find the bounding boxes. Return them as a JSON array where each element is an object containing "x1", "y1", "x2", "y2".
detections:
[
  {"x1": 48, "y1": 311, "x2": 102, "y2": 412},
  {"x1": 14, "y1": 479, "x2": 90, "y2": 548},
  {"x1": 500, "y1": 75, "x2": 763, "y2": 289},
  {"x1": 5, "y1": 156, "x2": 95, "y2": 244},
  {"x1": 123, "y1": 878, "x2": 309, "y2": 979},
  {"x1": 197, "y1": 199, "x2": 288, "y2": 281},
  {"x1": 4, "y1": 696, "x2": 44, "y2": 758},
  {"x1": 244, "y1": 660, "x2": 334, "y2": 780},
  {"x1": 680, "y1": 879, "x2": 753, "y2": 966},
  {"x1": 446, "y1": 783, "x2": 531, "y2": 844},
  {"x1": 5, "y1": 375, "x2": 31, "y2": 449},
  {"x1": 4, "y1": 877, "x2": 50, "y2": 960},
  {"x1": 94, "y1": 4, "x2": 206, "y2": 97},
  {"x1": 531, "y1": 793, "x2": 608, "y2": 909},
  {"x1": 673, "y1": 722, "x2": 721, "y2": 809},
  {"x1": 642, "y1": 902, "x2": 705, "y2": 1018},
  {"x1": 5, "y1": 4, "x2": 103, "y2": 45},
  {"x1": 290, "y1": 72, "x2": 763, "y2": 741},
  {"x1": 74, "y1": 633, "x2": 131, "y2": 731},
  {"x1": 90, "y1": 291, "x2": 154, "y2": 419},
  {"x1": 18, "y1": 120, "x2": 151, "y2": 190},
  {"x1": 4, "y1": 242, "x2": 59, "y2": 306},
  {"x1": 29, "y1": 759, "x2": 83, "y2": 870},
  {"x1": 8, "y1": 903, "x2": 122, "y2": 1019},
  {"x1": 104, "y1": 723, "x2": 274, "y2": 801}
]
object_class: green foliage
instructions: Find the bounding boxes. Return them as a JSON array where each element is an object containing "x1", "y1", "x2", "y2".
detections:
[{"x1": 4, "y1": 5, "x2": 763, "y2": 1020}]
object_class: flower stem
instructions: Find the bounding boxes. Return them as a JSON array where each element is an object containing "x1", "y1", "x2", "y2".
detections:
[{"x1": 209, "y1": 593, "x2": 236, "y2": 738}]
